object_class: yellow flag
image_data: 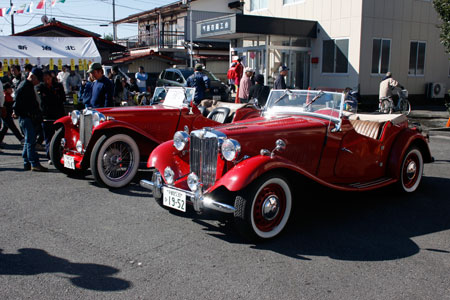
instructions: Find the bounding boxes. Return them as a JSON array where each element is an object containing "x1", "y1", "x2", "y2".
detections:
[
  {"x1": 2, "y1": 59, "x2": 7, "y2": 72},
  {"x1": 83, "y1": 59, "x2": 87, "y2": 71},
  {"x1": 58, "y1": 59, "x2": 63, "y2": 70},
  {"x1": 25, "y1": 58, "x2": 30, "y2": 65},
  {"x1": 49, "y1": 58, "x2": 54, "y2": 71},
  {"x1": 70, "y1": 59, "x2": 75, "y2": 70},
  {"x1": 78, "y1": 59, "x2": 84, "y2": 71},
  {"x1": 9, "y1": 59, "x2": 14, "y2": 66},
  {"x1": 14, "y1": 59, "x2": 19, "y2": 66}
]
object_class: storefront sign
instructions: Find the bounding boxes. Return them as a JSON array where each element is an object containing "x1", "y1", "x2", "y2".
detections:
[{"x1": 200, "y1": 18, "x2": 231, "y2": 35}]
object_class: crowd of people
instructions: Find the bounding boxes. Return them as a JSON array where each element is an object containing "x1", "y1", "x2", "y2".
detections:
[{"x1": 0, "y1": 61, "x2": 149, "y2": 171}]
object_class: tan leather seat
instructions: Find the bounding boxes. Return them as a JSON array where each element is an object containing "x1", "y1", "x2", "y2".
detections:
[{"x1": 349, "y1": 119, "x2": 384, "y2": 140}]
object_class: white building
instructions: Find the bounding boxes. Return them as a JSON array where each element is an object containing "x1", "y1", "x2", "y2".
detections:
[{"x1": 198, "y1": 0, "x2": 449, "y2": 99}]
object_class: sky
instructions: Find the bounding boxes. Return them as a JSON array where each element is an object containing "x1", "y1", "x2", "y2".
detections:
[{"x1": 0, "y1": 0, "x2": 174, "y2": 39}]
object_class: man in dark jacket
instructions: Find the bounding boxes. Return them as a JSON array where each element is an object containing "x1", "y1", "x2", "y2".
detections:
[
  {"x1": 37, "y1": 71, "x2": 66, "y2": 160},
  {"x1": 274, "y1": 65, "x2": 289, "y2": 90},
  {"x1": 248, "y1": 74, "x2": 270, "y2": 106},
  {"x1": 88, "y1": 63, "x2": 114, "y2": 108},
  {"x1": 13, "y1": 67, "x2": 48, "y2": 172},
  {"x1": 185, "y1": 64, "x2": 210, "y2": 105}
]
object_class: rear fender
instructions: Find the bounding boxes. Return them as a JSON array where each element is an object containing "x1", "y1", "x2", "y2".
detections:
[{"x1": 387, "y1": 128, "x2": 432, "y2": 179}]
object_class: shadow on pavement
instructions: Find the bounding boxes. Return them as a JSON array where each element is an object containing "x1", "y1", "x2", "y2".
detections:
[
  {"x1": 194, "y1": 176, "x2": 450, "y2": 262},
  {"x1": 0, "y1": 248, "x2": 132, "y2": 291}
]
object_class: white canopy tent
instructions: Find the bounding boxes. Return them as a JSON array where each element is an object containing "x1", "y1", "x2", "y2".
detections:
[{"x1": 0, "y1": 36, "x2": 101, "y2": 69}]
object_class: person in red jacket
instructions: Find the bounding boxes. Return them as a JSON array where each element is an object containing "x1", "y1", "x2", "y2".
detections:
[
  {"x1": 227, "y1": 62, "x2": 237, "y2": 93},
  {"x1": 234, "y1": 58, "x2": 244, "y2": 88}
]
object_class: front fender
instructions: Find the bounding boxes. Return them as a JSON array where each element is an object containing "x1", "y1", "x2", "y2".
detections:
[
  {"x1": 94, "y1": 120, "x2": 165, "y2": 144},
  {"x1": 209, "y1": 155, "x2": 312, "y2": 192},
  {"x1": 55, "y1": 116, "x2": 79, "y2": 150},
  {"x1": 387, "y1": 128, "x2": 432, "y2": 179},
  {"x1": 148, "y1": 140, "x2": 190, "y2": 179}
]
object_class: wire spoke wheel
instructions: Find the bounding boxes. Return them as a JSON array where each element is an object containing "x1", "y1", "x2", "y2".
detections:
[{"x1": 91, "y1": 134, "x2": 140, "y2": 188}]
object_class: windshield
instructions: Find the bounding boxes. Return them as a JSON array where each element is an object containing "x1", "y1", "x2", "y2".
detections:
[
  {"x1": 151, "y1": 87, "x2": 195, "y2": 107},
  {"x1": 265, "y1": 89, "x2": 344, "y2": 120},
  {"x1": 179, "y1": 69, "x2": 219, "y2": 82}
]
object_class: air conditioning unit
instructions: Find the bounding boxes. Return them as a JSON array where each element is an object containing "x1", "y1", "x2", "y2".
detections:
[{"x1": 427, "y1": 82, "x2": 446, "y2": 99}]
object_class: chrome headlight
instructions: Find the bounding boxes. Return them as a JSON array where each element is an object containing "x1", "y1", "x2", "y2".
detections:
[
  {"x1": 173, "y1": 131, "x2": 190, "y2": 151},
  {"x1": 92, "y1": 111, "x2": 106, "y2": 127},
  {"x1": 164, "y1": 166, "x2": 175, "y2": 185},
  {"x1": 76, "y1": 140, "x2": 83, "y2": 153},
  {"x1": 71, "y1": 110, "x2": 81, "y2": 126},
  {"x1": 187, "y1": 172, "x2": 199, "y2": 192},
  {"x1": 221, "y1": 139, "x2": 241, "y2": 162}
]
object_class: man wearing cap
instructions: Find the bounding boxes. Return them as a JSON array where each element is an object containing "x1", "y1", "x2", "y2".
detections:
[
  {"x1": 13, "y1": 67, "x2": 48, "y2": 172},
  {"x1": 274, "y1": 65, "x2": 289, "y2": 90},
  {"x1": 238, "y1": 67, "x2": 254, "y2": 103},
  {"x1": 88, "y1": 63, "x2": 114, "y2": 108},
  {"x1": 185, "y1": 63, "x2": 210, "y2": 105}
]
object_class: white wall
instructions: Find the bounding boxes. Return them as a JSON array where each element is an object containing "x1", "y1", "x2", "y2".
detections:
[
  {"x1": 244, "y1": 0, "x2": 364, "y2": 90},
  {"x1": 360, "y1": 0, "x2": 450, "y2": 96}
]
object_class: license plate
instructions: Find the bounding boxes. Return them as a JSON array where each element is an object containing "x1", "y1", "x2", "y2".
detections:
[
  {"x1": 63, "y1": 154, "x2": 75, "y2": 170},
  {"x1": 163, "y1": 187, "x2": 186, "y2": 212},
  {"x1": 213, "y1": 95, "x2": 221, "y2": 100}
]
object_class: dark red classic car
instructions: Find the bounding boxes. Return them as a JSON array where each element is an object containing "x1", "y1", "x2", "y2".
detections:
[
  {"x1": 141, "y1": 89, "x2": 433, "y2": 241},
  {"x1": 49, "y1": 87, "x2": 259, "y2": 188}
]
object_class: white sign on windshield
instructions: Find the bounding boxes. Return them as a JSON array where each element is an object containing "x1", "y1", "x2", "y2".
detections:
[{"x1": 163, "y1": 89, "x2": 186, "y2": 107}]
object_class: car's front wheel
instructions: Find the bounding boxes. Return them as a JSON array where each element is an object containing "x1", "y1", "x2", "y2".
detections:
[
  {"x1": 234, "y1": 173, "x2": 292, "y2": 242},
  {"x1": 90, "y1": 134, "x2": 140, "y2": 188},
  {"x1": 398, "y1": 147, "x2": 423, "y2": 193},
  {"x1": 49, "y1": 127, "x2": 84, "y2": 177}
]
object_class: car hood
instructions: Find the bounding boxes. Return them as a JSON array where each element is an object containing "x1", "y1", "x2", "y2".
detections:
[
  {"x1": 95, "y1": 104, "x2": 182, "y2": 118},
  {"x1": 212, "y1": 114, "x2": 330, "y2": 157}
]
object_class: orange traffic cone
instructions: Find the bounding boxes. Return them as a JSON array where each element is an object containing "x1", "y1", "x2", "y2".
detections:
[{"x1": 446, "y1": 116, "x2": 450, "y2": 128}]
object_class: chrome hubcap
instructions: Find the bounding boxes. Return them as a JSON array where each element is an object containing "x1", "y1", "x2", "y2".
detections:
[
  {"x1": 261, "y1": 196, "x2": 280, "y2": 221},
  {"x1": 406, "y1": 161, "x2": 417, "y2": 180}
]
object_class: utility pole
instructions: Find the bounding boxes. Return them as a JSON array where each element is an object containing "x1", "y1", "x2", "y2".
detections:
[
  {"x1": 10, "y1": 0, "x2": 14, "y2": 34},
  {"x1": 112, "y1": 0, "x2": 117, "y2": 41}
]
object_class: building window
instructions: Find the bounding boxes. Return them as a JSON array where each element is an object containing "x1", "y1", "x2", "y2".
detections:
[
  {"x1": 322, "y1": 39, "x2": 349, "y2": 74},
  {"x1": 371, "y1": 38, "x2": 391, "y2": 74},
  {"x1": 409, "y1": 41, "x2": 426, "y2": 76},
  {"x1": 250, "y1": 0, "x2": 268, "y2": 11},
  {"x1": 283, "y1": 0, "x2": 305, "y2": 4}
]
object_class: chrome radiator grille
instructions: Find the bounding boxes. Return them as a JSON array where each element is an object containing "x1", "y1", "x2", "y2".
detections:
[
  {"x1": 79, "y1": 113, "x2": 93, "y2": 148},
  {"x1": 190, "y1": 132, "x2": 219, "y2": 190}
]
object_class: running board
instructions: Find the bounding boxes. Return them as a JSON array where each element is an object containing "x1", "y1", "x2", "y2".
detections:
[{"x1": 347, "y1": 177, "x2": 395, "y2": 189}]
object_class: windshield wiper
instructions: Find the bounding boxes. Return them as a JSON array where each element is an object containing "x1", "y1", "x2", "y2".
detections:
[
  {"x1": 273, "y1": 89, "x2": 291, "y2": 105},
  {"x1": 305, "y1": 90, "x2": 324, "y2": 108}
]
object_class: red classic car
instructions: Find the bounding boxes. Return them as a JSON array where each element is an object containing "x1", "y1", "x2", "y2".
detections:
[
  {"x1": 49, "y1": 87, "x2": 260, "y2": 188},
  {"x1": 141, "y1": 89, "x2": 433, "y2": 241}
]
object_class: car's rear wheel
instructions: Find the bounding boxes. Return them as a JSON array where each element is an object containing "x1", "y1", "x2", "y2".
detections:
[
  {"x1": 49, "y1": 127, "x2": 84, "y2": 177},
  {"x1": 234, "y1": 173, "x2": 292, "y2": 242},
  {"x1": 90, "y1": 134, "x2": 140, "y2": 189},
  {"x1": 398, "y1": 147, "x2": 423, "y2": 193}
]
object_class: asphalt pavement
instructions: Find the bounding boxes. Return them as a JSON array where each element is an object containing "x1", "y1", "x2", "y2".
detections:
[{"x1": 0, "y1": 110, "x2": 449, "y2": 300}]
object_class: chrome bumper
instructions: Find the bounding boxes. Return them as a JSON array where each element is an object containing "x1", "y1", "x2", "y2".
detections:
[{"x1": 140, "y1": 172, "x2": 235, "y2": 214}]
